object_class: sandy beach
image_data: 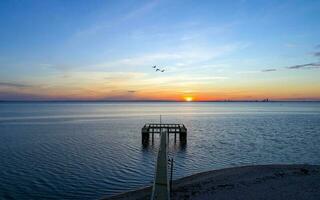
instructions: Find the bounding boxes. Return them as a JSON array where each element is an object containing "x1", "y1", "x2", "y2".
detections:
[{"x1": 104, "y1": 164, "x2": 320, "y2": 200}]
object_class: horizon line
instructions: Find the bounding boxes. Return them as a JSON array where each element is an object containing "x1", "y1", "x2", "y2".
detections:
[{"x1": 1, "y1": 100, "x2": 320, "y2": 103}]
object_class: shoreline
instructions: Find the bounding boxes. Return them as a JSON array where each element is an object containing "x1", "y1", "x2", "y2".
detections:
[{"x1": 103, "y1": 164, "x2": 320, "y2": 200}]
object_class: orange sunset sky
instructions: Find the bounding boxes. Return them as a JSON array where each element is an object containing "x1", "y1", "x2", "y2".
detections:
[{"x1": 0, "y1": 1, "x2": 319, "y2": 101}]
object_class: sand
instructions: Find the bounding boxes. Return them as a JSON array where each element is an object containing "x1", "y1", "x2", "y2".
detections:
[{"x1": 103, "y1": 164, "x2": 320, "y2": 200}]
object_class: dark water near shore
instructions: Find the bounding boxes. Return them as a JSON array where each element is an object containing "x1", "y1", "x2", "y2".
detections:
[{"x1": 0, "y1": 102, "x2": 320, "y2": 199}]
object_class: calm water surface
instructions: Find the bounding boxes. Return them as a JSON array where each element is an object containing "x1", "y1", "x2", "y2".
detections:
[{"x1": 0, "y1": 102, "x2": 320, "y2": 199}]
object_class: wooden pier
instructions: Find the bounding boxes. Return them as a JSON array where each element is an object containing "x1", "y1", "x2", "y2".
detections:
[
  {"x1": 151, "y1": 129, "x2": 170, "y2": 200},
  {"x1": 141, "y1": 123, "x2": 187, "y2": 145},
  {"x1": 143, "y1": 123, "x2": 187, "y2": 199}
]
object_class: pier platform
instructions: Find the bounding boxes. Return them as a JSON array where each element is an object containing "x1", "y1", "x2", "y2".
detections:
[{"x1": 141, "y1": 124, "x2": 187, "y2": 145}]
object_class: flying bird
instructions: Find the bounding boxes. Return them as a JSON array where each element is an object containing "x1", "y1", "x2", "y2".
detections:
[{"x1": 152, "y1": 65, "x2": 166, "y2": 72}]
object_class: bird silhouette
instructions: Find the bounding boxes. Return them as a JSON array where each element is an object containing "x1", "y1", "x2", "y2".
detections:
[{"x1": 152, "y1": 65, "x2": 166, "y2": 72}]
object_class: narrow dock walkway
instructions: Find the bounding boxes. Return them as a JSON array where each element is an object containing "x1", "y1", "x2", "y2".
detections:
[{"x1": 151, "y1": 129, "x2": 170, "y2": 200}]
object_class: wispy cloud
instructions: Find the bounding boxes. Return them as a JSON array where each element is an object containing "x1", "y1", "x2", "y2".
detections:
[
  {"x1": 263, "y1": 46, "x2": 320, "y2": 72},
  {"x1": 285, "y1": 43, "x2": 297, "y2": 48},
  {"x1": 0, "y1": 82, "x2": 31, "y2": 88},
  {"x1": 96, "y1": 53, "x2": 183, "y2": 69},
  {"x1": 74, "y1": 0, "x2": 160, "y2": 38},
  {"x1": 139, "y1": 75, "x2": 228, "y2": 87},
  {"x1": 314, "y1": 52, "x2": 320, "y2": 57},
  {"x1": 122, "y1": 0, "x2": 159, "y2": 21},
  {"x1": 286, "y1": 63, "x2": 320, "y2": 69},
  {"x1": 93, "y1": 42, "x2": 249, "y2": 73},
  {"x1": 261, "y1": 69, "x2": 277, "y2": 72},
  {"x1": 43, "y1": 63, "x2": 76, "y2": 71},
  {"x1": 0, "y1": 91, "x2": 45, "y2": 101},
  {"x1": 236, "y1": 69, "x2": 261, "y2": 74}
]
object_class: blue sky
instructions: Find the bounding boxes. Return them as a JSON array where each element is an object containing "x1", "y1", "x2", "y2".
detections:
[{"x1": 0, "y1": 0, "x2": 319, "y2": 100}]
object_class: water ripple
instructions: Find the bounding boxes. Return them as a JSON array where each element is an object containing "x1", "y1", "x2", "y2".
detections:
[{"x1": 0, "y1": 102, "x2": 320, "y2": 199}]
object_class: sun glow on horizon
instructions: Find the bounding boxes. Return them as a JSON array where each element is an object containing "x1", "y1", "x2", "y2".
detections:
[{"x1": 184, "y1": 97, "x2": 193, "y2": 102}]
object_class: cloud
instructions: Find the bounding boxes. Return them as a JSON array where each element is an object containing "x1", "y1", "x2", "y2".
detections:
[
  {"x1": 285, "y1": 43, "x2": 297, "y2": 48},
  {"x1": 139, "y1": 75, "x2": 228, "y2": 87},
  {"x1": 0, "y1": 82, "x2": 31, "y2": 88},
  {"x1": 127, "y1": 90, "x2": 136, "y2": 93},
  {"x1": 262, "y1": 46, "x2": 320, "y2": 72},
  {"x1": 73, "y1": 0, "x2": 160, "y2": 38},
  {"x1": 93, "y1": 42, "x2": 249, "y2": 72},
  {"x1": 0, "y1": 91, "x2": 46, "y2": 101},
  {"x1": 122, "y1": 0, "x2": 159, "y2": 21},
  {"x1": 41, "y1": 63, "x2": 82, "y2": 72},
  {"x1": 314, "y1": 52, "x2": 320, "y2": 57},
  {"x1": 286, "y1": 63, "x2": 320, "y2": 69},
  {"x1": 261, "y1": 69, "x2": 277, "y2": 72},
  {"x1": 96, "y1": 53, "x2": 183, "y2": 69},
  {"x1": 237, "y1": 70, "x2": 260, "y2": 74},
  {"x1": 103, "y1": 72, "x2": 146, "y2": 82}
]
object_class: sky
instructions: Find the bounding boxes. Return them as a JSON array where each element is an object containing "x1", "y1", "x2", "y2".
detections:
[{"x1": 0, "y1": 0, "x2": 319, "y2": 101}]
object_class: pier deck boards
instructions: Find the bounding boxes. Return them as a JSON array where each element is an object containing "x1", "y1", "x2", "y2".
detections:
[{"x1": 151, "y1": 129, "x2": 170, "y2": 200}]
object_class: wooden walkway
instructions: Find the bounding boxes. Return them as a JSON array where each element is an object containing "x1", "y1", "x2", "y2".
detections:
[
  {"x1": 151, "y1": 129, "x2": 170, "y2": 200},
  {"x1": 141, "y1": 123, "x2": 187, "y2": 199}
]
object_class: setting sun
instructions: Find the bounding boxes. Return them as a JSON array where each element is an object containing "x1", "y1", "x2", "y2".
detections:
[{"x1": 184, "y1": 97, "x2": 193, "y2": 102}]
